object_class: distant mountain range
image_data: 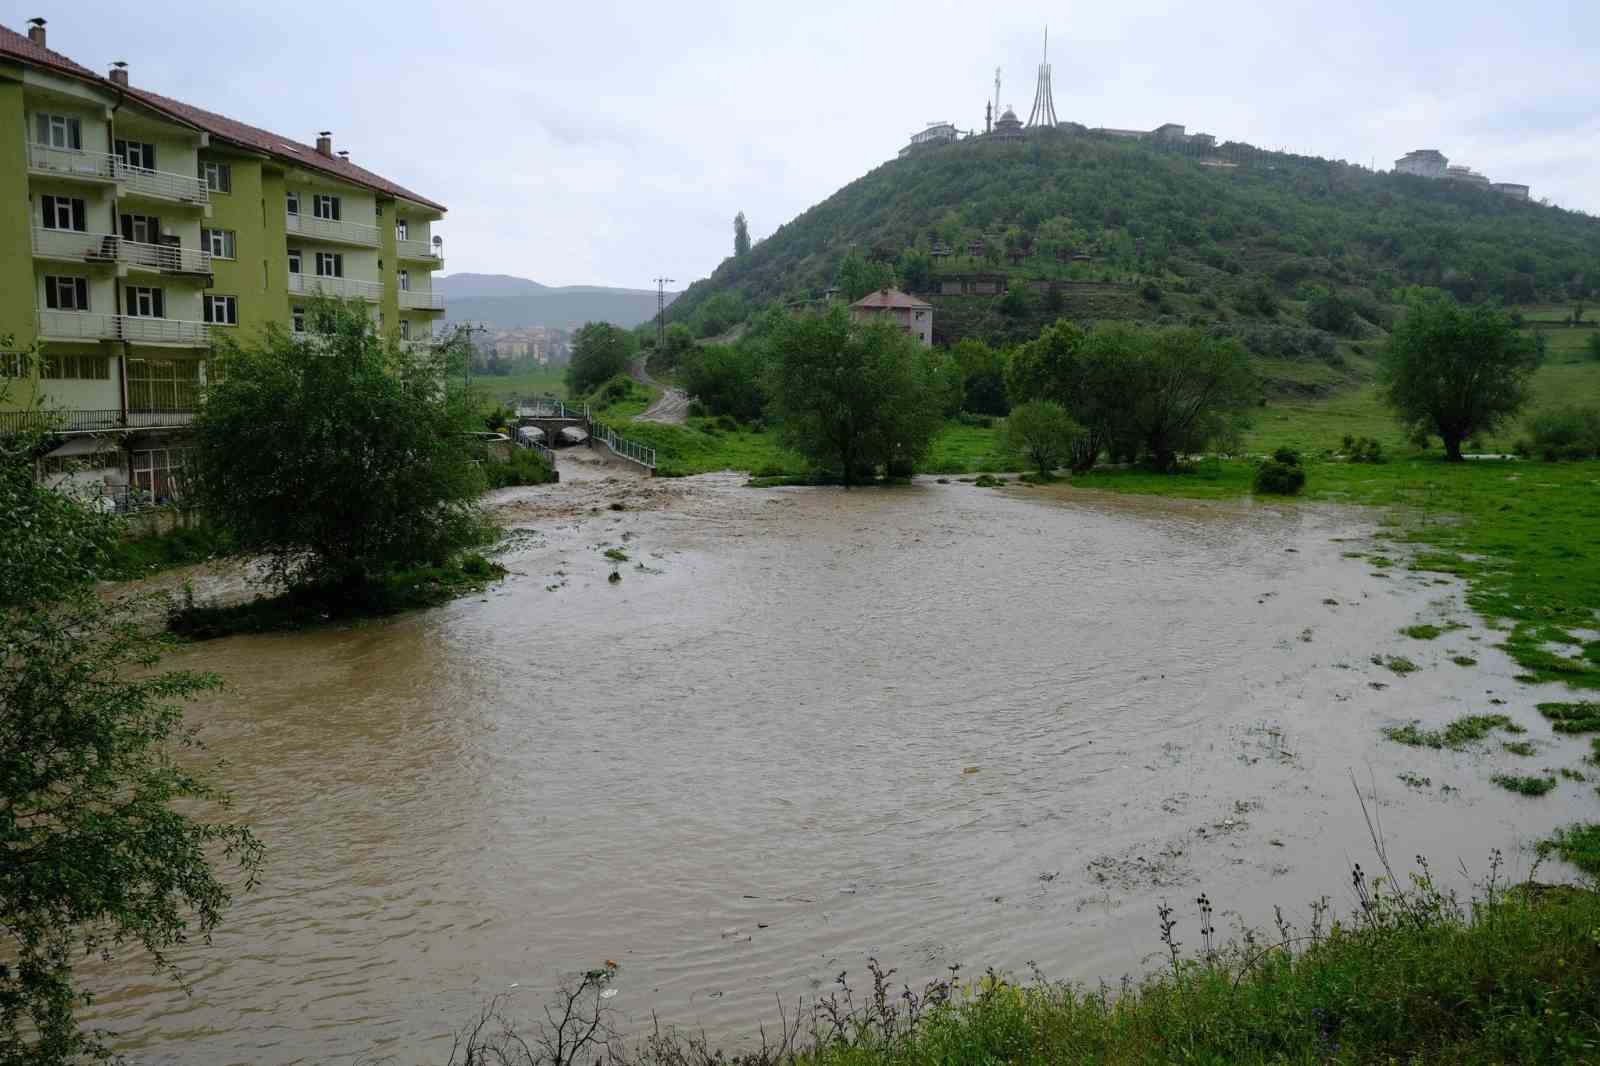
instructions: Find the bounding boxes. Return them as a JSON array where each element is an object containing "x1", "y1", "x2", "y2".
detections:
[{"x1": 437, "y1": 273, "x2": 679, "y2": 330}]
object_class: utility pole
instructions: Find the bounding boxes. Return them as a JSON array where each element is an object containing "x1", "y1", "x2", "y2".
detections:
[
  {"x1": 458, "y1": 320, "x2": 488, "y2": 391},
  {"x1": 652, "y1": 276, "x2": 675, "y2": 352}
]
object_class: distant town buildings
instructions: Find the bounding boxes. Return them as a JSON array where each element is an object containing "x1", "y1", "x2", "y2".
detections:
[
  {"x1": 1395, "y1": 148, "x2": 1529, "y2": 199},
  {"x1": 850, "y1": 288, "x2": 933, "y2": 348}
]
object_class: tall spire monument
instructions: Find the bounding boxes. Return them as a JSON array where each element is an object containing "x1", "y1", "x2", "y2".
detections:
[{"x1": 1025, "y1": 26, "x2": 1058, "y2": 128}]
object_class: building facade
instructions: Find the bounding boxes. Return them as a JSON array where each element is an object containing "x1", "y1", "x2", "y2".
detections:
[
  {"x1": 850, "y1": 288, "x2": 933, "y2": 348},
  {"x1": 1395, "y1": 149, "x2": 1448, "y2": 178},
  {"x1": 0, "y1": 19, "x2": 446, "y2": 503}
]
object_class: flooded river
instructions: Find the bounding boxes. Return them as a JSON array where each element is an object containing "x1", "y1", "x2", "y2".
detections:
[{"x1": 92, "y1": 457, "x2": 1599, "y2": 1064}]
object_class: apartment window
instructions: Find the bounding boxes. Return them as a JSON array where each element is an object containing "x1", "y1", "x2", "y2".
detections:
[
  {"x1": 395, "y1": 219, "x2": 409, "y2": 241},
  {"x1": 127, "y1": 360, "x2": 199, "y2": 414},
  {"x1": 311, "y1": 193, "x2": 341, "y2": 221},
  {"x1": 203, "y1": 295, "x2": 238, "y2": 325},
  {"x1": 34, "y1": 113, "x2": 82, "y2": 150},
  {"x1": 43, "y1": 276, "x2": 90, "y2": 311},
  {"x1": 286, "y1": 190, "x2": 300, "y2": 216},
  {"x1": 292, "y1": 305, "x2": 306, "y2": 333},
  {"x1": 398, "y1": 319, "x2": 410, "y2": 340},
  {"x1": 0, "y1": 352, "x2": 26, "y2": 377},
  {"x1": 199, "y1": 160, "x2": 232, "y2": 193},
  {"x1": 397, "y1": 269, "x2": 410, "y2": 292},
  {"x1": 287, "y1": 248, "x2": 302, "y2": 274},
  {"x1": 202, "y1": 228, "x2": 236, "y2": 259},
  {"x1": 315, "y1": 252, "x2": 343, "y2": 278},
  {"x1": 41, "y1": 353, "x2": 109, "y2": 380},
  {"x1": 41, "y1": 195, "x2": 87, "y2": 231},
  {"x1": 114, "y1": 139, "x2": 156, "y2": 170},
  {"x1": 127, "y1": 286, "x2": 166, "y2": 318},
  {"x1": 120, "y1": 214, "x2": 162, "y2": 244},
  {"x1": 130, "y1": 446, "x2": 188, "y2": 499}
]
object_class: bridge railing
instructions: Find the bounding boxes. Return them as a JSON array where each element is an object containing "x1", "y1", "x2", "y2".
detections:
[
  {"x1": 514, "y1": 434, "x2": 558, "y2": 467},
  {"x1": 514, "y1": 398, "x2": 589, "y2": 420},
  {"x1": 589, "y1": 418, "x2": 656, "y2": 470}
]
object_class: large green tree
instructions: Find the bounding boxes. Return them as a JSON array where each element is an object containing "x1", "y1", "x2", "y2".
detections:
[
  {"x1": 834, "y1": 248, "x2": 896, "y2": 303},
  {"x1": 1, "y1": 363, "x2": 262, "y2": 1064},
  {"x1": 565, "y1": 321, "x2": 638, "y2": 394},
  {"x1": 1002, "y1": 400, "x2": 1083, "y2": 476},
  {"x1": 734, "y1": 211, "x2": 751, "y2": 257},
  {"x1": 1381, "y1": 292, "x2": 1542, "y2": 461},
  {"x1": 767, "y1": 308, "x2": 949, "y2": 484},
  {"x1": 187, "y1": 300, "x2": 488, "y2": 591}
]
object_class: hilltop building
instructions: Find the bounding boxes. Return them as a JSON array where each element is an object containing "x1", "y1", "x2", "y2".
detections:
[
  {"x1": 850, "y1": 288, "x2": 932, "y2": 348},
  {"x1": 1491, "y1": 182, "x2": 1530, "y2": 201},
  {"x1": 1394, "y1": 147, "x2": 1528, "y2": 199},
  {"x1": 0, "y1": 18, "x2": 446, "y2": 503},
  {"x1": 1395, "y1": 149, "x2": 1449, "y2": 178},
  {"x1": 899, "y1": 121, "x2": 959, "y2": 157}
]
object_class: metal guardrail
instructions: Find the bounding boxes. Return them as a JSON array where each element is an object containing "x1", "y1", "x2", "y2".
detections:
[
  {"x1": 589, "y1": 418, "x2": 656, "y2": 470},
  {"x1": 0, "y1": 408, "x2": 195, "y2": 435},
  {"x1": 514, "y1": 434, "x2": 557, "y2": 467},
  {"x1": 514, "y1": 399, "x2": 589, "y2": 420}
]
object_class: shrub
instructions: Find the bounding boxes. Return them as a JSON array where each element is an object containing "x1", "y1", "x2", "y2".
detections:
[
  {"x1": 686, "y1": 399, "x2": 708, "y2": 418},
  {"x1": 680, "y1": 343, "x2": 767, "y2": 422},
  {"x1": 1341, "y1": 434, "x2": 1386, "y2": 463},
  {"x1": 1271, "y1": 447, "x2": 1301, "y2": 466},
  {"x1": 1001, "y1": 400, "x2": 1083, "y2": 477},
  {"x1": 1254, "y1": 460, "x2": 1305, "y2": 495},
  {"x1": 1139, "y1": 281, "x2": 1162, "y2": 303},
  {"x1": 1528, "y1": 405, "x2": 1600, "y2": 460}
]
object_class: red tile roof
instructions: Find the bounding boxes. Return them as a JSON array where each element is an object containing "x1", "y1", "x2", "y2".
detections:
[
  {"x1": 851, "y1": 288, "x2": 932, "y2": 310},
  {"x1": 0, "y1": 23, "x2": 101, "y2": 81},
  {"x1": 0, "y1": 22, "x2": 445, "y2": 214}
]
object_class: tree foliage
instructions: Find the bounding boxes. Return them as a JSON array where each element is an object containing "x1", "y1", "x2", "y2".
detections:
[
  {"x1": 681, "y1": 343, "x2": 767, "y2": 423},
  {"x1": 566, "y1": 320, "x2": 638, "y2": 394},
  {"x1": 1380, "y1": 292, "x2": 1542, "y2": 461},
  {"x1": 188, "y1": 300, "x2": 488, "y2": 590},
  {"x1": 950, "y1": 338, "x2": 1010, "y2": 416},
  {"x1": 2, "y1": 366, "x2": 262, "y2": 1063},
  {"x1": 767, "y1": 308, "x2": 951, "y2": 483},
  {"x1": 1002, "y1": 400, "x2": 1082, "y2": 476},
  {"x1": 834, "y1": 249, "x2": 896, "y2": 303},
  {"x1": 734, "y1": 211, "x2": 751, "y2": 257}
]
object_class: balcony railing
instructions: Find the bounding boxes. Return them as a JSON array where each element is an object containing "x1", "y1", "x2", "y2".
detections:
[
  {"x1": 398, "y1": 290, "x2": 445, "y2": 311},
  {"x1": 0, "y1": 407, "x2": 194, "y2": 436},
  {"x1": 36, "y1": 310, "x2": 211, "y2": 347},
  {"x1": 26, "y1": 144, "x2": 210, "y2": 205},
  {"x1": 396, "y1": 237, "x2": 444, "y2": 265},
  {"x1": 30, "y1": 228, "x2": 212, "y2": 274},
  {"x1": 288, "y1": 273, "x2": 383, "y2": 301},
  {"x1": 285, "y1": 211, "x2": 380, "y2": 247}
]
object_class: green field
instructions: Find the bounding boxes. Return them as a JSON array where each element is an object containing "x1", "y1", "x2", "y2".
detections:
[{"x1": 472, "y1": 365, "x2": 567, "y2": 408}]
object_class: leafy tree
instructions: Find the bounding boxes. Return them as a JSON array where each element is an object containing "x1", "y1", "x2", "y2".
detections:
[
  {"x1": 188, "y1": 300, "x2": 489, "y2": 591},
  {"x1": 1127, "y1": 327, "x2": 1256, "y2": 470},
  {"x1": 1586, "y1": 333, "x2": 1600, "y2": 362},
  {"x1": 680, "y1": 343, "x2": 766, "y2": 422},
  {"x1": 767, "y1": 307, "x2": 948, "y2": 484},
  {"x1": 734, "y1": 211, "x2": 751, "y2": 257},
  {"x1": 1, "y1": 366, "x2": 262, "y2": 1064},
  {"x1": 835, "y1": 248, "x2": 896, "y2": 303},
  {"x1": 687, "y1": 291, "x2": 749, "y2": 339},
  {"x1": 1381, "y1": 293, "x2": 1542, "y2": 461},
  {"x1": 1305, "y1": 288, "x2": 1355, "y2": 334},
  {"x1": 653, "y1": 322, "x2": 696, "y2": 370},
  {"x1": 1002, "y1": 400, "x2": 1082, "y2": 476},
  {"x1": 951, "y1": 338, "x2": 1009, "y2": 416},
  {"x1": 897, "y1": 247, "x2": 932, "y2": 293},
  {"x1": 566, "y1": 320, "x2": 638, "y2": 394}
]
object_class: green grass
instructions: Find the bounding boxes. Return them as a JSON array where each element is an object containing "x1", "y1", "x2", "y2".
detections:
[
  {"x1": 1450, "y1": 655, "x2": 1479, "y2": 667},
  {"x1": 1501, "y1": 741, "x2": 1538, "y2": 757},
  {"x1": 474, "y1": 365, "x2": 568, "y2": 409},
  {"x1": 1373, "y1": 654, "x2": 1421, "y2": 675},
  {"x1": 1383, "y1": 714, "x2": 1525, "y2": 750},
  {"x1": 1537, "y1": 822, "x2": 1600, "y2": 875},
  {"x1": 1400, "y1": 624, "x2": 1444, "y2": 640},
  {"x1": 103, "y1": 522, "x2": 236, "y2": 579},
  {"x1": 1490, "y1": 773, "x2": 1559, "y2": 796},
  {"x1": 1537, "y1": 702, "x2": 1600, "y2": 734}
]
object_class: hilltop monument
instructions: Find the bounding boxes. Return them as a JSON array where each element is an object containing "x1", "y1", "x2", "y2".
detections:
[{"x1": 1025, "y1": 27, "x2": 1058, "y2": 128}]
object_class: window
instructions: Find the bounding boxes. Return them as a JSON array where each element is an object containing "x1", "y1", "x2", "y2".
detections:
[
  {"x1": 292, "y1": 305, "x2": 306, "y2": 333},
  {"x1": 43, "y1": 276, "x2": 89, "y2": 311},
  {"x1": 41, "y1": 354, "x2": 109, "y2": 380},
  {"x1": 287, "y1": 249, "x2": 302, "y2": 274},
  {"x1": 398, "y1": 319, "x2": 410, "y2": 341},
  {"x1": 397, "y1": 269, "x2": 410, "y2": 292},
  {"x1": 202, "y1": 228, "x2": 236, "y2": 259},
  {"x1": 41, "y1": 195, "x2": 87, "y2": 231},
  {"x1": 130, "y1": 446, "x2": 188, "y2": 499},
  {"x1": 199, "y1": 160, "x2": 231, "y2": 193},
  {"x1": 34, "y1": 113, "x2": 82, "y2": 150},
  {"x1": 395, "y1": 219, "x2": 409, "y2": 241},
  {"x1": 285, "y1": 190, "x2": 300, "y2": 216},
  {"x1": 120, "y1": 214, "x2": 161, "y2": 244},
  {"x1": 127, "y1": 360, "x2": 200, "y2": 414},
  {"x1": 127, "y1": 286, "x2": 165, "y2": 318},
  {"x1": 113, "y1": 139, "x2": 155, "y2": 170},
  {"x1": 0, "y1": 352, "x2": 26, "y2": 378},
  {"x1": 314, "y1": 252, "x2": 342, "y2": 278},
  {"x1": 203, "y1": 295, "x2": 238, "y2": 325},
  {"x1": 312, "y1": 193, "x2": 341, "y2": 221}
]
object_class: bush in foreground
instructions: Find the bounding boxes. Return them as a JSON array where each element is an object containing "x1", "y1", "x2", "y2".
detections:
[
  {"x1": 1528, "y1": 405, "x2": 1600, "y2": 461},
  {"x1": 1253, "y1": 449, "x2": 1306, "y2": 495}
]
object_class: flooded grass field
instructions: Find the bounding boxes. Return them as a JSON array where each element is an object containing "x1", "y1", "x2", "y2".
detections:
[{"x1": 90, "y1": 459, "x2": 1600, "y2": 1064}]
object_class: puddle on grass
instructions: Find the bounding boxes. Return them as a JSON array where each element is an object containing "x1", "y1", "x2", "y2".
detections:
[{"x1": 89, "y1": 465, "x2": 1600, "y2": 1065}]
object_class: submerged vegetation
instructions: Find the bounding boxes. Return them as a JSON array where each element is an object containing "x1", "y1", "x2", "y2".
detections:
[{"x1": 1382, "y1": 714, "x2": 1525, "y2": 750}]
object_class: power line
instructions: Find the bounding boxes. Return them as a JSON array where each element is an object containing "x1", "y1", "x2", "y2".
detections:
[{"x1": 652, "y1": 276, "x2": 675, "y2": 351}]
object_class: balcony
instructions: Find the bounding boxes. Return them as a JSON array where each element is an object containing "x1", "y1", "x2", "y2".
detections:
[
  {"x1": 0, "y1": 407, "x2": 193, "y2": 435},
  {"x1": 287, "y1": 273, "x2": 383, "y2": 302},
  {"x1": 31, "y1": 228, "x2": 212, "y2": 275},
  {"x1": 26, "y1": 144, "x2": 210, "y2": 206},
  {"x1": 398, "y1": 290, "x2": 445, "y2": 311},
  {"x1": 36, "y1": 310, "x2": 211, "y2": 348},
  {"x1": 286, "y1": 211, "x2": 380, "y2": 247},
  {"x1": 397, "y1": 237, "x2": 444, "y2": 267}
]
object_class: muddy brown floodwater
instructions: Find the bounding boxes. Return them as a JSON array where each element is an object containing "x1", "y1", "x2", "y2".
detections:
[{"x1": 89, "y1": 461, "x2": 1600, "y2": 1065}]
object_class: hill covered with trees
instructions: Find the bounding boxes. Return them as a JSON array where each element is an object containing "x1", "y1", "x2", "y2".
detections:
[{"x1": 663, "y1": 132, "x2": 1600, "y2": 348}]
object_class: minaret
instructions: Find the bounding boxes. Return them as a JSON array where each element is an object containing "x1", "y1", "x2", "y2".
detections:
[
  {"x1": 1026, "y1": 26, "x2": 1058, "y2": 128},
  {"x1": 985, "y1": 101, "x2": 992, "y2": 134}
]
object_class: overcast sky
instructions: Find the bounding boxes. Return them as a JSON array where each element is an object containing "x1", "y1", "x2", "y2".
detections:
[{"x1": 29, "y1": 2, "x2": 1600, "y2": 290}]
